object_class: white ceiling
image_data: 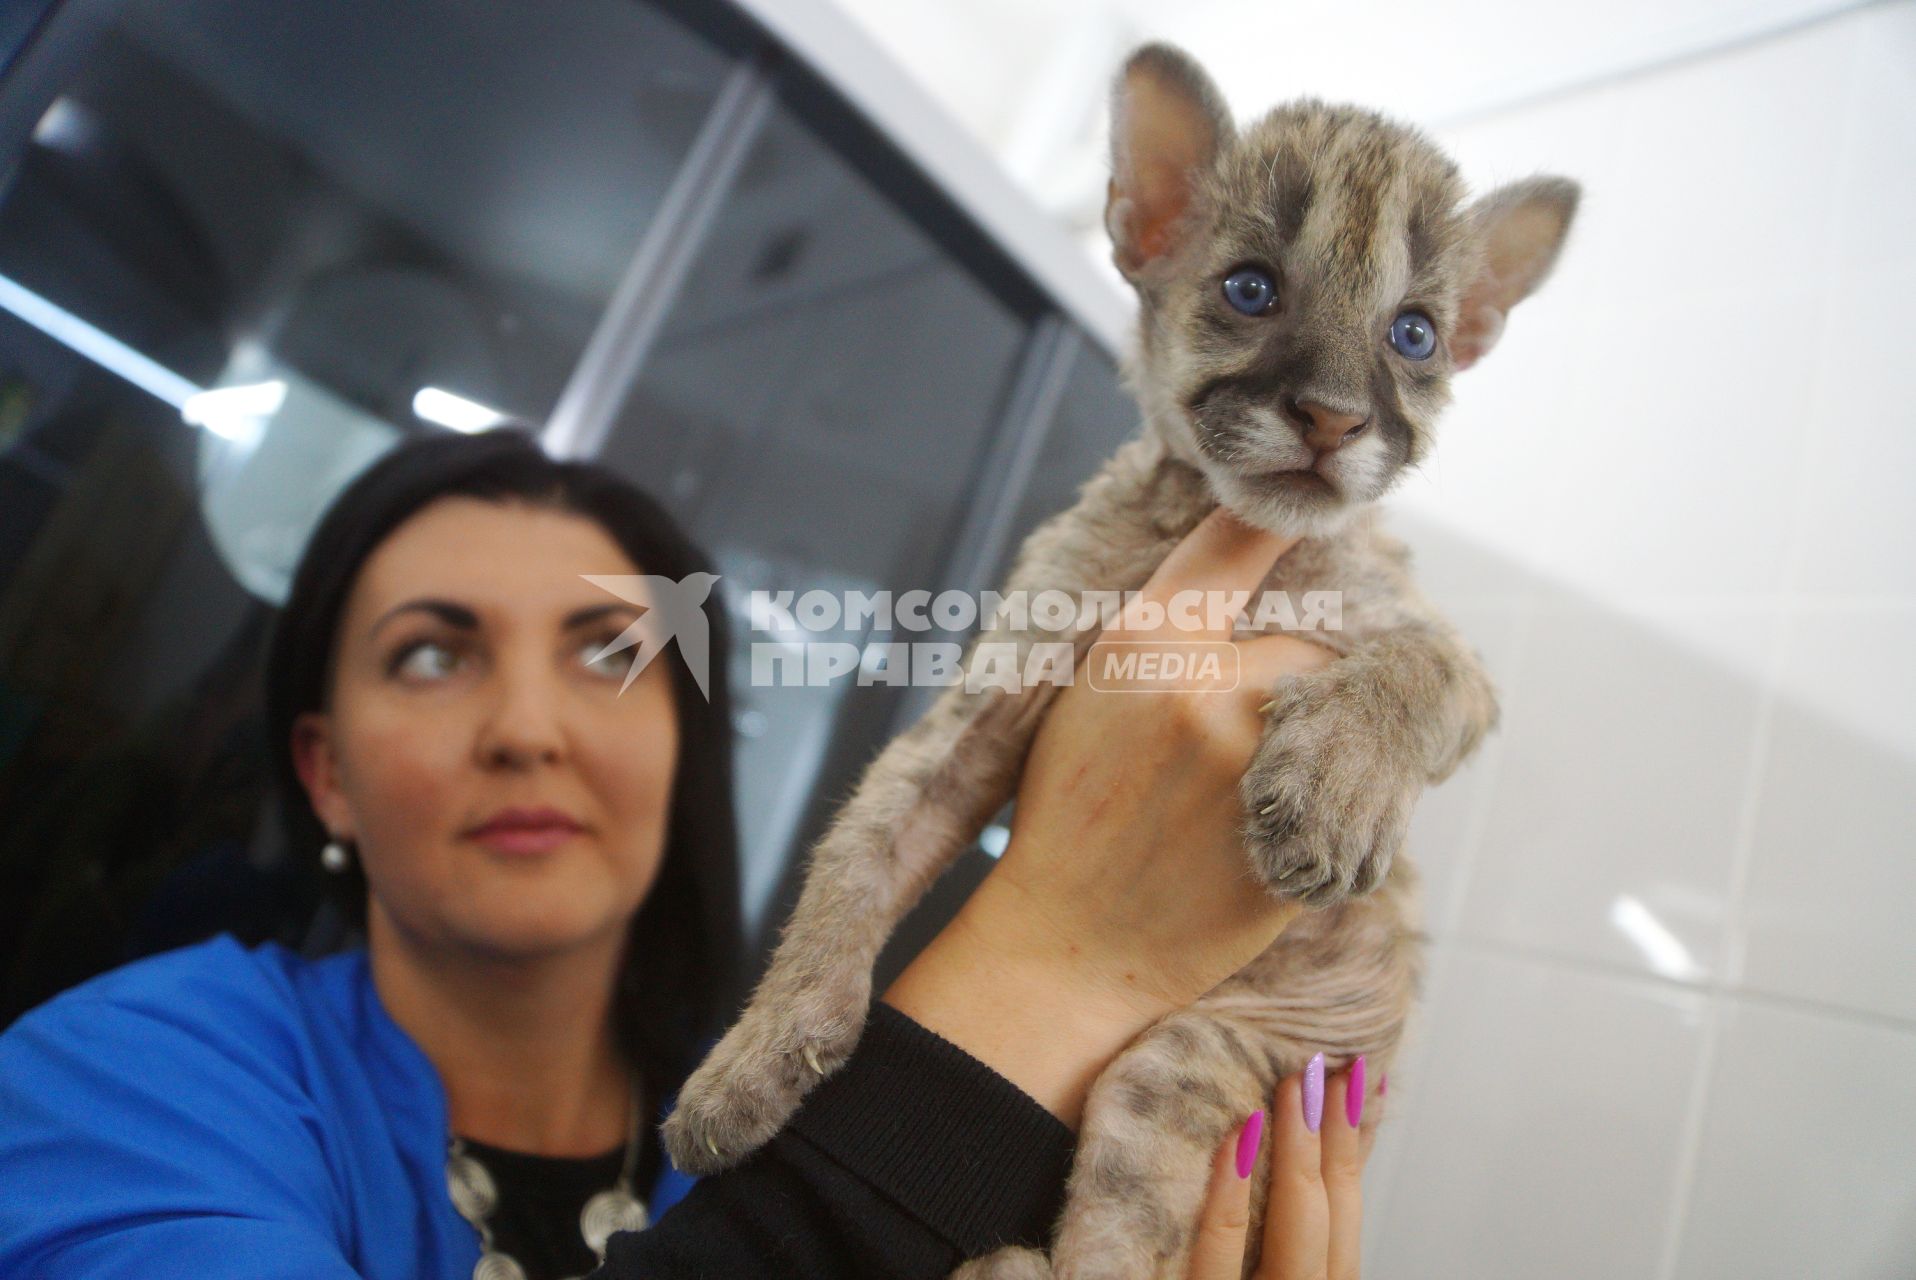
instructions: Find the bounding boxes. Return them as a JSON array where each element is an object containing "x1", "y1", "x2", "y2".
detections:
[{"x1": 825, "y1": 0, "x2": 1863, "y2": 250}]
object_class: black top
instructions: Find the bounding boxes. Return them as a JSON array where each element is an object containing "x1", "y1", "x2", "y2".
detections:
[
  {"x1": 593, "y1": 999, "x2": 1079, "y2": 1278},
  {"x1": 456, "y1": 1122, "x2": 663, "y2": 1280}
]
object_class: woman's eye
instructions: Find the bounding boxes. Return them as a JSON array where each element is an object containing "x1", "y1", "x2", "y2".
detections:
[
  {"x1": 1389, "y1": 311, "x2": 1437, "y2": 359},
  {"x1": 1221, "y1": 267, "x2": 1279, "y2": 316},
  {"x1": 393, "y1": 640, "x2": 460, "y2": 680},
  {"x1": 581, "y1": 633, "x2": 631, "y2": 677}
]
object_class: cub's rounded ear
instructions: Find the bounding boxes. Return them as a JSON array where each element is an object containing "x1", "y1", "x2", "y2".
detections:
[
  {"x1": 1104, "y1": 42, "x2": 1234, "y2": 282},
  {"x1": 1452, "y1": 175, "x2": 1580, "y2": 371}
]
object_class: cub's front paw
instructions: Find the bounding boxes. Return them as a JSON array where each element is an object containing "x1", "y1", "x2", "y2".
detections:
[
  {"x1": 660, "y1": 975, "x2": 870, "y2": 1175},
  {"x1": 948, "y1": 1246, "x2": 1054, "y2": 1280},
  {"x1": 1242, "y1": 673, "x2": 1421, "y2": 906}
]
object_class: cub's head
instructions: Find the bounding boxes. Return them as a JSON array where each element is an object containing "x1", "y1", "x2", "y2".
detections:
[{"x1": 1106, "y1": 43, "x2": 1579, "y2": 536}]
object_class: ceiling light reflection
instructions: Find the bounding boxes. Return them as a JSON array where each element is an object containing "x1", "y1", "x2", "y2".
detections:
[
  {"x1": 1608, "y1": 895, "x2": 1701, "y2": 982},
  {"x1": 181, "y1": 380, "x2": 286, "y2": 443},
  {"x1": 0, "y1": 272, "x2": 197, "y2": 409},
  {"x1": 413, "y1": 387, "x2": 508, "y2": 433}
]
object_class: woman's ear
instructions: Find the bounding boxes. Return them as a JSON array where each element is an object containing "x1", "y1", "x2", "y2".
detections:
[
  {"x1": 1451, "y1": 175, "x2": 1580, "y2": 370},
  {"x1": 1104, "y1": 42, "x2": 1234, "y2": 281},
  {"x1": 291, "y1": 710, "x2": 352, "y2": 838}
]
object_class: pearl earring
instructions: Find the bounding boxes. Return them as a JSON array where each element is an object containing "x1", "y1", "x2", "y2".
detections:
[{"x1": 320, "y1": 840, "x2": 352, "y2": 873}]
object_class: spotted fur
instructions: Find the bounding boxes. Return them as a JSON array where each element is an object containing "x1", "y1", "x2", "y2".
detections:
[{"x1": 664, "y1": 41, "x2": 1578, "y2": 1279}]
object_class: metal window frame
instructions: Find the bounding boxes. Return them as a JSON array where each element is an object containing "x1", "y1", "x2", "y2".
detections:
[{"x1": 540, "y1": 44, "x2": 778, "y2": 462}]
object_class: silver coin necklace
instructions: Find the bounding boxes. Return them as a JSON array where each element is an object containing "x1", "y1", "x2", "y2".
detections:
[{"x1": 445, "y1": 1074, "x2": 650, "y2": 1280}]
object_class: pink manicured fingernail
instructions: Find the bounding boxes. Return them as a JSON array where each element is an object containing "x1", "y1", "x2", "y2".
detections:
[
  {"x1": 1347, "y1": 1055, "x2": 1366, "y2": 1128},
  {"x1": 1235, "y1": 1110, "x2": 1265, "y2": 1178},
  {"x1": 1378, "y1": 1072, "x2": 1388, "y2": 1097},
  {"x1": 1302, "y1": 1052, "x2": 1325, "y2": 1133}
]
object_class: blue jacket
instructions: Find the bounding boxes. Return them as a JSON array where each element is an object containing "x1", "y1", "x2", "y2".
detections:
[{"x1": 0, "y1": 935, "x2": 695, "y2": 1278}]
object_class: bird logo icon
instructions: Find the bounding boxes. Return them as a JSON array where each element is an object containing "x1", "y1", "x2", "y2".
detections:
[{"x1": 578, "y1": 573, "x2": 720, "y2": 700}]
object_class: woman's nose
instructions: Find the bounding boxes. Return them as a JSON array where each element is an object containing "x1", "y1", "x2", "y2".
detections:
[{"x1": 474, "y1": 659, "x2": 568, "y2": 768}]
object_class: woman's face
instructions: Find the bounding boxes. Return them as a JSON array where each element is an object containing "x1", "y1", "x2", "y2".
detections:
[{"x1": 292, "y1": 496, "x2": 681, "y2": 960}]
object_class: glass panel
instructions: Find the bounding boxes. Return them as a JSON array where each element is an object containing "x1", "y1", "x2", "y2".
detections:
[
  {"x1": 0, "y1": 0, "x2": 733, "y2": 1022},
  {"x1": 597, "y1": 103, "x2": 1035, "y2": 939},
  {"x1": 872, "y1": 338, "x2": 1140, "y2": 990},
  {"x1": 987, "y1": 342, "x2": 1139, "y2": 588}
]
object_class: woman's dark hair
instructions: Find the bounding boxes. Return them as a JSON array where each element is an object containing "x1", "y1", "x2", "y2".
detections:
[{"x1": 263, "y1": 425, "x2": 744, "y2": 1113}]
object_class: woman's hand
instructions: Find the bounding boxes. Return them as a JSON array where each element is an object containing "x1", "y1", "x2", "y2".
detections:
[
  {"x1": 984, "y1": 509, "x2": 1337, "y2": 1016},
  {"x1": 1187, "y1": 1059, "x2": 1374, "y2": 1280},
  {"x1": 882, "y1": 508, "x2": 1336, "y2": 1127}
]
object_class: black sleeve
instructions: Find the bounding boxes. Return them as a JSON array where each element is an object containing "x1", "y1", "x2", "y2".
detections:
[{"x1": 596, "y1": 1000, "x2": 1077, "y2": 1279}]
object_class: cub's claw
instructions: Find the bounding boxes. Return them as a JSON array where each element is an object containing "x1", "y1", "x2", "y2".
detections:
[
  {"x1": 659, "y1": 965, "x2": 874, "y2": 1175},
  {"x1": 1243, "y1": 674, "x2": 1420, "y2": 907}
]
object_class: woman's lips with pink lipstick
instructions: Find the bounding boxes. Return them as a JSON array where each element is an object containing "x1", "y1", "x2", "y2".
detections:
[{"x1": 464, "y1": 806, "x2": 585, "y2": 856}]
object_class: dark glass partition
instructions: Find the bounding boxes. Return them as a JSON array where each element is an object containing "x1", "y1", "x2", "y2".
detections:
[
  {"x1": 987, "y1": 344, "x2": 1139, "y2": 586},
  {"x1": 0, "y1": 0, "x2": 1135, "y2": 1015},
  {"x1": 869, "y1": 339, "x2": 1142, "y2": 989},
  {"x1": 0, "y1": 0, "x2": 736, "y2": 1020}
]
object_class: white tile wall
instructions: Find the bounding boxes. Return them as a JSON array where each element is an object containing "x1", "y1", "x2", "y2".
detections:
[
  {"x1": 1363, "y1": 3, "x2": 1916, "y2": 1276},
  {"x1": 1577, "y1": 9, "x2": 1857, "y2": 304},
  {"x1": 1518, "y1": 283, "x2": 1821, "y2": 603},
  {"x1": 1673, "y1": 996, "x2": 1916, "y2": 1279},
  {"x1": 850, "y1": 1, "x2": 1916, "y2": 1268},
  {"x1": 1389, "y1": 573, "x2": 1535, "y2": 933},
  {"x1": 1735, "y1": 606, "x2": 1916, "y2": 1023},
  {"x1": 1458, "y1": 600, "x2": 1778, "y2": 981},
  {"x1": 1829, "y1": 3, "x2": 1916, "y2": 280},
  {"x1": 1786, "y1": 257, "x2": 1916, "y2": 600},
  {"x1": 1368, "y1": 947, "x2": 1709, "y2": 1280}
]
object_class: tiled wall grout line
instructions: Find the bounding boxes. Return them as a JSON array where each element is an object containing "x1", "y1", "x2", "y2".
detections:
[
  {"x1": 1733, "y1": 982, "x2": 1916, "y2": 1038},
  {"x1": 1714, "y1": 0, "x2": 1872, "y2": 1015},
  {"x1": 1653, "y1": 999, "x2": 1725, "y2": 1280},
  {"x1": 1653, "y1": 15, "x2": 1874, "y2": 1272},
  {"x1": 1368, "y1": 599, "x2": 1533, "y2": 1258},
  {"x1": 1653, "y1": 599, "x2": 1797, "y2": 1280},
  {"x1": 1655, "y1": 606, "x2": 1823, "y2": 1279},
  {"x1": 1361, "y1": 940, "x2": 1459, "y2": 1258},
  {"x1": 1439, "y1": 931, "x2": 1916, "y2": 1036},
  {"x1": 1430, "y1": 599, "x2": 1539, "y2": 942}
]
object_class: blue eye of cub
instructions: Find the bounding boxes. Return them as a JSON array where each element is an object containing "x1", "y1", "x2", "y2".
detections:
[
  {"x1": 1389, "y1": 311, "x2": 1437, "y2": 359},
  {"x1": 1222, "y1": 267, "x2": 1278, "y2": 316}
]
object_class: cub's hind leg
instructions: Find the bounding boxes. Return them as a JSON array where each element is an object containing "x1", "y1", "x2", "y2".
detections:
[
  {"x1": 1045, "y1": 880, "x2": 1422, "y2": 1279},
  {"x1": 1047, "y1": 1010, "x2": 1276, "y2": 1280}
]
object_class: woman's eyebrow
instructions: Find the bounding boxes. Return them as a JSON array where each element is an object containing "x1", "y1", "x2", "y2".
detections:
[
  {"x1": 368, "y1": 598, "x2": 641, "y2": 642},
  {"x1": 369, "y1": 599, "x2": 476, "y2": 641},
  {"x1": 561, "y1": 602, "x2": 644, "y2": 628}
]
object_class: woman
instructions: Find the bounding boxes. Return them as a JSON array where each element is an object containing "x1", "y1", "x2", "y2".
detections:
[{"x1": 0, "y1": 426, "x2": 1369, "y2": 1279}]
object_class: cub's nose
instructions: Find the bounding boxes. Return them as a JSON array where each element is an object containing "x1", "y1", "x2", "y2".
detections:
[{"x1": 1283, "y1": 396, "x2": 1370, "y2": 454}]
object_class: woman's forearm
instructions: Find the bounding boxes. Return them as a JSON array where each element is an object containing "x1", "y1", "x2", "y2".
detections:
[
  {"x1": 879, "y1": 867, "x2": 1179, "y2": 1130},
  {"x1": 601, "y1": 999, "x2": 1078, "y2": 1277}
]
